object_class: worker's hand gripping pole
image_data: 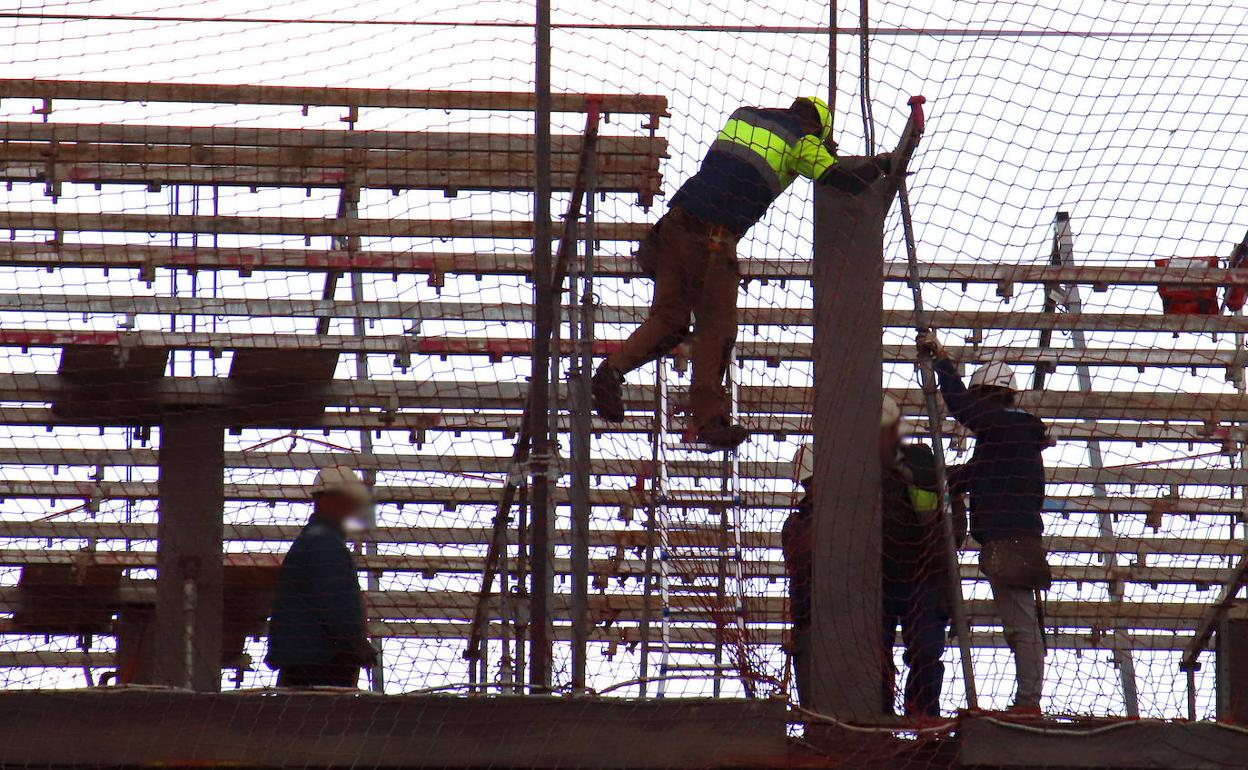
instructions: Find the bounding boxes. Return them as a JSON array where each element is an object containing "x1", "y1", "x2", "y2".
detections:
[{"x1": 892, "y1": 95, "x2": 980, "y2": 712}]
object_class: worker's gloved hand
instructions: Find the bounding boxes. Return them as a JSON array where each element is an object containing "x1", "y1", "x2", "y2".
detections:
[{"x1": 916, "y1": 330, "x2": 945, "y2": 360}]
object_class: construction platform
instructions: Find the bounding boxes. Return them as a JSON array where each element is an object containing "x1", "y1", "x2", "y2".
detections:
[{"x1": 0, "y1": 688, "x2": 1243, "y2": 770}]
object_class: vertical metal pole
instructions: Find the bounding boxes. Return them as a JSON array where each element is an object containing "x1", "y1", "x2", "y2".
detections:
[
  {"x1": 1188, "y1": 666, "x2": 1198, "y2": 721},
  {"x1": 827, "y1": 0, "x2": 837, "y2": 129},
  {"x1": 655, "y1": 367, "x2": 674, "y2": 698},
  {"x1": 897, "y1": 179, "x2": 979, "y2": 710},
  {"x1": 570, "y1": 153, "x2": 597, "y2": 692},
  {"x1": 529, "y1": 0, "x2": 555, "y2": 692},
  {"x1": 1047, "y1": 212, "x2": 1138, "y2": 716}
]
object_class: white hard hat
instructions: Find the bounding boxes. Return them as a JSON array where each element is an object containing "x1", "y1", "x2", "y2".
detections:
[
  {"x1": 881, "y1": 394, "x2": 902, "y2": 428},
  {"x1": 792, "y1": 442, "x2": 814, "y2": 483},
  {"x1": 969, "y1": 359, "x2": 1018, "y2": 392},
  {"x1": 310, "y1": 465, "x2": 372, "y2": 508}
]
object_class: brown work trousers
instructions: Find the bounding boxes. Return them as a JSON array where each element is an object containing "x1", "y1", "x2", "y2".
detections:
[{"x1": 607, "y1": 207, "x2": 740, "y2": 429}]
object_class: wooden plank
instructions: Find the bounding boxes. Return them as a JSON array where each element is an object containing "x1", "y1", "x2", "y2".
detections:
[
  {"x1": 1, "y1": 521, "x2": 1241, "y2": 560},
  {"x1": 0, "y1": 584, "x2": 1213, "y2": 629},
  {"x1": 0, "y1": 446, "x2": 1244, "y2": 485},
  {"x1": 2, "y1": 328, "x2": 1244, "y2": 370},
  {"x1": 0, "y1": 212, "x2": 648, "y2": 241},
  {"x1": 0, "y1": 691, "x2": 785, "y2": 770},
  {"x1": 0, "y1": 141, "x2": 661, "y2": 173},
  {"x1": 1, "y1": 241, "x2": 1243, "y2": 288},
  {"x1": 0, "y1": 124, "x2": 667, "y2": 156},
  {"x1": 14, "y1": 293, "x2": 1248, "y2": 335},
  {"x1": 0, "y1": 547, "x2": 1233, "y2": 587},
  {"x1": 0, "y1": 630, "x2": 1210, "y2": 654},
  {"x1": 0, "y1": 403, "x2": 1232, "y2": 444},
  {"x1": 3, "y1": 374, "x2": 1248, "y2": 426},
  {"x1": 0, "y1": 80, "x2": 669, "y2": 117},
  {"x1": 3, "y1": 162, "x2": 660, "y2": 195}
]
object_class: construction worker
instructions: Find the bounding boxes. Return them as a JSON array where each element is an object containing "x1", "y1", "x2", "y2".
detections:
[
  {"x1": 593, "y1": 97, "x2": 891, "y2": 449},
  {"x1": 781, "y1": 442, "x2": 814, "y2": 705},
  {"x1": 266, "y1": 466, "x2": 376, "y2": 688},
  {"x1": 879, "y1": 394, "x2": 965, "y2": 719},
  {"x1": 917, "y1": 332, "x2": 1051, "y2": 714}
]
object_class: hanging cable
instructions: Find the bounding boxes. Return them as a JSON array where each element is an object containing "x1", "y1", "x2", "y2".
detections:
[{"x1": 858, "y1": 0, "x2": 876, "y2": 153}]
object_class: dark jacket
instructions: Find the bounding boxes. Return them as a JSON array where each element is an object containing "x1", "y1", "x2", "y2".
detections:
[
  {"x1": 934, "y1": 357, "x2": 1048, "y2": 544},
  {"x1": 781, "y1": 492, "x2": 814, "y2": 631},
  {"x1": 782, "y1": 445, "x2": 963, "y2": 627},
  {"x1": 670, "y1": 106, "x2": 832, "y2": 238},
  {"x1": 882, "y1": 443, "x2": 966, "y2": 590},
  {"x1": 265, "y1": 515, "x2": 371, "y2": 670}
]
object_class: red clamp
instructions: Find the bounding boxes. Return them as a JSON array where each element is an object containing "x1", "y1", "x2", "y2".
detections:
[
  {"x1": 907, "y1": 95, "x2": 927, "y2": 134},
  {"x1": 585, "y1": 95, "x2": 604, "y2": 133}
]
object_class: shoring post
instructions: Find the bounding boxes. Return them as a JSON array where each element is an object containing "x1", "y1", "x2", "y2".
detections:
[
  {"x1": 1046, "y1": 212, "x2": 1138, "y2": 716},
  {"x1": 528, "y1": 0, "x2": 555, "y2": 693},
  {"x1": 895, "y1": 97, "x2": 979, "y2": 711},
  {"x1": 569, "y1": 98, "x2": 601, "y2": 692}
]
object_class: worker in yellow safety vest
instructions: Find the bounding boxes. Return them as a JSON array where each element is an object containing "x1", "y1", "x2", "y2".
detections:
[{"x1": 593, "y1": 97, "x2": 890, "y2": 449}]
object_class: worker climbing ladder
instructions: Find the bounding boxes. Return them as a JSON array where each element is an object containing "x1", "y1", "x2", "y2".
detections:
[{"x1": 644, "y1": 352, "x2": 752, "y2": 698}]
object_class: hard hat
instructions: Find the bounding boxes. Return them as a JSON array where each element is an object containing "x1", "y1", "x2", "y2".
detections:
[
  {"x1": 799, "y1": 96, "x2": 832, "y2": 141},
  {"x1": 881, "y1": 393, "x2": 902, "y2": 428},
  {"x1": 792, "y1": 442, "x2": 814, "y2": 483},
  {"x1": 310, "y1": 465, "x2": 372, "y2": 507},
  {"x1": 969, "y1": 359, "x2": 1018, "y2": 392}
]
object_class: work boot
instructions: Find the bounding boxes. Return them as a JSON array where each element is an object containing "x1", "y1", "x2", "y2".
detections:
[
  {"x1": 592, "y1": 362, "x2": 626, "y2": 423},
  {"x1": 695, "y1": 418, "x2": 750, "y2": 451},
  {"x1": 1006, "y1": 699, "x2": 1042, "y2": 718}
]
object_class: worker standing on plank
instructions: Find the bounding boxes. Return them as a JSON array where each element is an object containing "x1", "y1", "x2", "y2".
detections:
[
  {"x1": 593, "y1": 97, "x2": 890, "y2": 449},
  {"x1": 879, "y1": 393, "x2": 966, "y2": 719},
  {"x1": 267, "y1": 466, "x2": 377, "y2": 688},
  {"x1": 782, "y1": 397, "x2": 965, "y2": 715},
  {"x1": 781, "y1": 442, "x2": 815, "y2": 706},
  {"x1": 917, "y1": 332, "x2": 1051, "y2": 714}
]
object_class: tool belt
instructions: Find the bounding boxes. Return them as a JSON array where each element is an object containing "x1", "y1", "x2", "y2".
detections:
[{"x1": 979, "y1": 535, "x2": 1052, "y2": 590}]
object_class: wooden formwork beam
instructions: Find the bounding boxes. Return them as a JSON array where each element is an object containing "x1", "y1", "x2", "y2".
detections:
[
  {"x1": 0, "y1": 212, "x2": 648, "y2": 241},
  {"x1": 0, "y1": 446, "x2": 1244, "y2": 485},
  {"x1": 0, "y1": 521, "x2": 1239, "y2": 560},
  {"x1": 0, "y1": 79, "x2": 669, "y2": 118},
  {"x1": 0, "y1": 404, "x2": 1233, "y2": 445},
  {"x1": 0, "y1": 584, "x2": 1211, "y2": 630},
  {"x1": 1, "y1": 374, "x2": 1246, "y2": 426},
  {"x1": 0, "y1": 123, "x2": 668, "y2": 155},
  {"x1": 0, "y1": 631, "x2": 1208, "y2": 658},
  {"x1": 2, "y1": 328, "x2": 1245, "y2": 371},
  {"x1": 4, "y1": 163, "x2": 660, "y2": 196},
  {"x1": 0, "y1": 546, "x2": 1234, "y2": 588},
  {"x1": 3, "y1": 238, "x2": 1244, "y2": 289},
  {"x1": 14, "y1": 292, "x2": 1248, "y2": 336}
]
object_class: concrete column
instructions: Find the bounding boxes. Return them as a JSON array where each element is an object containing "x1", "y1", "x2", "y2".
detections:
[
  {"x1": 154, "y1": 411, "x2": 225, "y2": 691},
  {"x1": 809, "y1": 167, "x2": 900, "y2": 721},
  {"x1": 1217, "y1": 604, "x2": 1248, "y2": 723}
]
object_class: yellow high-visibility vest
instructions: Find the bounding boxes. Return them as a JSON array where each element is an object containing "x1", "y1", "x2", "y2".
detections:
[{"x1": 710, "y1": 108, "x2": 839, "y2": 197}]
